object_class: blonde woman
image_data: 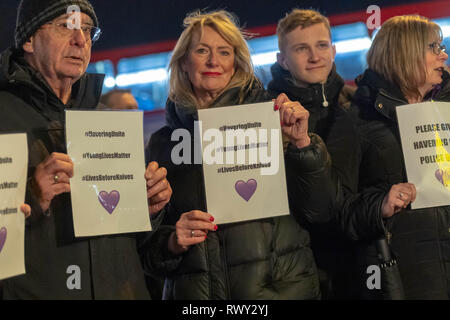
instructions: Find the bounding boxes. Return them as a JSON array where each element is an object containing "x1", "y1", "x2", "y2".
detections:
[
  {"x1": 337, "y1": 15, "x2": 449, "y2": 299},
  {"x1": 142, "y1": 10, "x2": 337, "y2": 299}
]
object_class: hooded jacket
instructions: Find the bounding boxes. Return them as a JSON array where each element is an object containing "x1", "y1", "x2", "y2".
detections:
[
  {"x1": 142, "y1": 82, "x2": 338, "y2": 299},
  {"x1": 267, "y1": 63, "x2": 360, "y2": 211},
  {"x1": 0, "y1": 48, "x2": 157, "y2": 299},
  {"x1": 340, "y1": 69, "x2": 450, "y2": 299},
  {"x1": 268, "y1": 63, "x2": 355, "y2": 139},
  {"x1": 267, "y1": 62, "x2": 365, "y2": 299}
]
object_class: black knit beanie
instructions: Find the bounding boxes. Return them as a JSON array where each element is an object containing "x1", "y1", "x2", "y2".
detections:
[{"x1": 15, "y1": 0, "x2": 99, "y2": 49}]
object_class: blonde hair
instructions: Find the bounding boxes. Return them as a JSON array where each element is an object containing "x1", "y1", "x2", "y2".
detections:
[
  {"x1": 367, "y1": 15, "x2": 442, "y2": 100},
  {"x1": 168, "y1": 10, "x2": 257, "y2": 107},
  {"x1": 277, "y1": 9, "x2": 332, "y2": 52}
]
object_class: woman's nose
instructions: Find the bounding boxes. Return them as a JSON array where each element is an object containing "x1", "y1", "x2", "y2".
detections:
[{"x1": 207, "y1": 51, "x2": 218, "y2": 66}]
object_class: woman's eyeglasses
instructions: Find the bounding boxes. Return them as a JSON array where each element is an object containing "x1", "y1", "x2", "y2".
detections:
[{"x1": 428, "y1": 42, "x2": 446, "y2": 55}]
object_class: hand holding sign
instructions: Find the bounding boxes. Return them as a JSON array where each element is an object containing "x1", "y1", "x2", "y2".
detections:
[
  {"x1": 145, "y1": 161, "x2": 172, "y2": 215},
  {"x1": 169, "y1": 210, "x2": 217, "y2": 255},
  {"x1": 33, "y1": 152, "x2": 73, "y2": 212},
  {"x1": 20, "y1": 204, "x2": 31, "y2": 219},
  {"x1": 274, "y1": 93, "x2": 311, "y2": 149},
  {"x1": 381, "y1": 183, "x2": 417, "y2": 217}
]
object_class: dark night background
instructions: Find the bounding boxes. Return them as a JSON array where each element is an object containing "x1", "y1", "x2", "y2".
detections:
[{"x1": 0, "y1": 0, "x2": 429, "y2": 53}]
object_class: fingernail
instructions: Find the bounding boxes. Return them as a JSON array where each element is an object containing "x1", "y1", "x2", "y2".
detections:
[
  {"x1": 274, "y1": 105, "x2": 279, "y2": 111},
  {"x1": 214, "y1": 225, "x2": 218, "y2": 231},
  {"x1": 280, "y1": 121, "x2": 284, "y2": 126},
  {"x1": 210, "y1": 217, "x2": 215, "y2": 222}
]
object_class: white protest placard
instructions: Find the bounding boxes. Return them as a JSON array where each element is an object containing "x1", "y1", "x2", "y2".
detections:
[
  {"x1": 66, "y1": 110, "x2": 151, "y2": 237},
  {"x1": 396, "y1": 101, "x2": 450, "y2": 209},
  {"x1": 197, "y1": 102, "x2": 289, "y2": 225},
  {"x1": 0, "y1": 133, "x2": 28, "y2": 280}
]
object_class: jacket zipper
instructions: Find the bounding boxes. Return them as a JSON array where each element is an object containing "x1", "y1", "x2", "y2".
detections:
[
  {"x1": 200, "y1": 165, "x2": 231, "y2": 298},
  {"x1": 378, "y1": 90, "x2": 408, "y2": 105},
  {"x1": 218, "y1": 230, "x2": 231, "y2": 298},
  {"x1": 434, "y1": 210, "x2": 446, "y2": 289}
]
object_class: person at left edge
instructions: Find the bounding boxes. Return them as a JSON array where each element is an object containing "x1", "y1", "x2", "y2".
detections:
[{"x1": 0, "y1": 0, "x2": 172, "y2": 299}]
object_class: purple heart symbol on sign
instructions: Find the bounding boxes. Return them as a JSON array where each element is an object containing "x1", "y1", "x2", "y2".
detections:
[
  {"x1": 436, "y1": 169, "x2": 444, "y2": 185},
  {"x1": 0, "y1": 227, "x2": 7, "y2": 253},
  {"x1": 235, "y1": 179, "x2": 257, "y2": 202},
  {"x1": 98, "y1": 190, "x2": 120, "y2": 214}
]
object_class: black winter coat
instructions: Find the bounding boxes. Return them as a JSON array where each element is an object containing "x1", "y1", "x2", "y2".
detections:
[
  {"x1": 267, "y1": 62, "x2": 362, "y2": 299},
  {"x1": 143, "y1": 83, "x2": 337, "y2": 299},
  {"x1": 0, "y1": 48, "x2": 159, "y2": 299},
  {"x1": 341, "y1": 69, "x2": 450, "y2": 299}
]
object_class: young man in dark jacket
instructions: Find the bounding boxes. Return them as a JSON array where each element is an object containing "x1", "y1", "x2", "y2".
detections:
[
  {"x1": 0, "y1": 0, "x2": 171, "y2": 299},
  {"x1": 267, "y1": 9, "x2": 361, "y2": 299}
]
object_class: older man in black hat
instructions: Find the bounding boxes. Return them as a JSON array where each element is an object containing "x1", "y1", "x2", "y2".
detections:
[{"x1": 0, "y1": 0, "x2": 171, "y2": 299}]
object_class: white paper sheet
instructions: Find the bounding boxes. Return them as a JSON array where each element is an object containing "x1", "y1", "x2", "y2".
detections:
[
  {"x1": 66, "y1": 110, "x2": 151, "y2": 237},
  {"x1": 0, "y1": 133, "x2": 28, "y2": 280},
  {"x1": 396, "y1": 101, "x2": 450, "y2": 209},
  {"x1": 197, "y1": 102, "x2": 289, "y2": 224}
]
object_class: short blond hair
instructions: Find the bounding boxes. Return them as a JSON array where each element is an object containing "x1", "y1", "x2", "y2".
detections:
[
  {"x1": 277, "y1": 9, "x2": 332, "y2": 52},
  {"x1": 367, "y1": 15, "x2": 442, "y2": 100},
  {"x1": 168, "y1": 10, "x2": 257, "y2": 107}
]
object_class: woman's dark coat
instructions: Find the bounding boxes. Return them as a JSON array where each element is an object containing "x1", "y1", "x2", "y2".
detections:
[{"x1": 340, "y1": 69, "x2": 450, "y2": 299}]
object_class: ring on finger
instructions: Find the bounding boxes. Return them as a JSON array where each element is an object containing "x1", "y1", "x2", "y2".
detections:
[
  {"x1": 191, "y1": 230, "x2": 195, "y2": 237},
  {"x1": 399, "y1": 192, "x2": 404, "y2": 198},
  {"x1": 53, "y1": 174, "x2": 59, "y2": 184}
]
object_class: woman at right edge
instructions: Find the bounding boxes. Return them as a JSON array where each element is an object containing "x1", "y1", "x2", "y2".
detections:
[{"x1": 336, "y1": 15, "x2": 449, "y2": 299}]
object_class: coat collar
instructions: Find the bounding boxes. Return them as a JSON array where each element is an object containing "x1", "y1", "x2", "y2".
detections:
[
  {"x1": 165, "y1": 82, "x2": 266, "y2": 132},
  {"x1": 353, "y1": 69, "x2": 408, "y2": 122},
  {"x1": 267, "y1": 62, "x2": 345, "y2": 110},
  {"x1": 354, "y1": 69, "x2": 450, "y2": 123}
]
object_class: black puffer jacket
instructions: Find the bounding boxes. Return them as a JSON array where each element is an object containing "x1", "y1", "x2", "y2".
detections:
[
  {"x1": 268, "y1": 62, "x2": 362, "y2": 299},
  {"x1": 142, "y1": 82, "x2": 337, "y2": 299},
  {"x1": 341, "y1": 69, "x2": 450, "y2": 299},
  {"x1": 267, "y1": 63, "x2": 360, "y2": 208},
  {"x1": 0, "y1": 48, "x2": 160, "y2": 299}
]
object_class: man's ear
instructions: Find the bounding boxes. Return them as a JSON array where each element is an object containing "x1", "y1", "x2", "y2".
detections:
[
  {"x1": 22, "y1": 37, "x2": 34, "y2": 54},
  {"x1": 277, "y1": 52, "x2": 289, "y2": 70}
]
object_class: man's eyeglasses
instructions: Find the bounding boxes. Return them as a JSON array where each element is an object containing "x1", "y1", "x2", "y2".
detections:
[
  {"x1": 428, "y1": 42, "x2": 446, "y2": 55},
  {"x1": 45, "y1": 22, "x2": 102, "y2": 43}
]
